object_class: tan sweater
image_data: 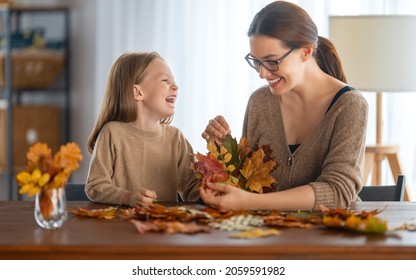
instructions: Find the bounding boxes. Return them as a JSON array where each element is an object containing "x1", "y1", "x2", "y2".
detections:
[
  {"x1": 85, "y1": 122, "x2": 200, "y2": 205},
  {"x1": 243, "y1": 86, "x2": 368, "y2": 210}
]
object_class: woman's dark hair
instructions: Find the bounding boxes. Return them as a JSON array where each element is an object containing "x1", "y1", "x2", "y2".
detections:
[{"x1": 248, "y1": 1, "x2": 346, "y2": 83}]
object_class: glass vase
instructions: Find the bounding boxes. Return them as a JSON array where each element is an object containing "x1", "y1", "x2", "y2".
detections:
[{"x1": 34, "y1": 188, "x2": 67, "y2": 229}]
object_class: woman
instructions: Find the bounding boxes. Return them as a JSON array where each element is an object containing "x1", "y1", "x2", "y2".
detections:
[{"x1": 200, "y1": 1, "x2": 368, "y2": 211}]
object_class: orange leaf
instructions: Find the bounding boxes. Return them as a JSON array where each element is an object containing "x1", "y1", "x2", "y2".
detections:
[
  {"x1": 129, "y1": 219, "x2": 211, "y2": 234},
  {"x1": 69, "y1": 207, "x2": 118, "y2": 219},
  {"x1": 238, "y1": 136, "x2": 251, "y2": 160}
]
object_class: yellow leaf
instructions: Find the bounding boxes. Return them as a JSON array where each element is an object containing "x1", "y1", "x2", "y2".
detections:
[
  {"x1": 226, "y1": 164, "x2": 235, "y2": 172},
  {"x1": 220, "y1": 145, "x2": 228, "y2": 156},
  {"x1": 230, "y1": 228, "x2": 280, "y2": 239},
  {"x1": 223, "y1": 153, "x2": 232, "y2": 163},
  {"x1": 240, "y1": 149, "x2": 276, "y2": 193},
  {"x1": 207, "y1": 141, "x2": 220, "y2": 158}
]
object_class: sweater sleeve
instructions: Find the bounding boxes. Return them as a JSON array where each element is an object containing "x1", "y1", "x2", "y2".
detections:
[
  {"x1": 176, "y1": 132, "x2": 200, "y2": 202},
  {"x1": 309, "y1": 94, "x2": 368, "y2": 209},
  {"x1": 85, "y1": 125, "x2": 129, "y2": 205}
]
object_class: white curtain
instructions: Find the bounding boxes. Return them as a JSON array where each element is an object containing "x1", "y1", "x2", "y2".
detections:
[
  {"x1": 327, "y1": 0, "x2": 416, "y2": 198},
  {"x1": 96, "y1": 0, "x2": 276, "y2": 153},
  {"x1": 95, "y1": 0, "x2": 416, "y2": 199}
]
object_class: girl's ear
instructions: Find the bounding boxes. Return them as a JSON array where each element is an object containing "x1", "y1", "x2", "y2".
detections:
[{"x1": 133, "y1": 84, "x2": 144, "y2": 101}]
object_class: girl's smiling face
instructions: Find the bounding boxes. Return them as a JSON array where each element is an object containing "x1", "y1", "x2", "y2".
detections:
[{"x1": 135, "y1": 58, "x2": 178, "y2": 121}]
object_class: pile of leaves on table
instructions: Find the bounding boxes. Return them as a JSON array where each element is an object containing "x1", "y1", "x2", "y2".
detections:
[{"x1": 69, "y1": 203, "x2": 391, "y2": 239}]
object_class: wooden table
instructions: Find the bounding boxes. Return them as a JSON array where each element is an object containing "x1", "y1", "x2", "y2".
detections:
[{"x1": 1, "y1": 201, "x2": 416, "y2": 260}]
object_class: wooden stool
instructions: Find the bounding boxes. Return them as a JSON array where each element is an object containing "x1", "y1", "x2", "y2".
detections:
[{"x1": 364, "y1": 144, "x2": 411, "y2": 200}]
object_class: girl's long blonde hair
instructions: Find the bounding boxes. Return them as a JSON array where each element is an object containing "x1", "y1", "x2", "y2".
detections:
[{"x1": 87, "y1": 52, "x2": 172, "y2": 154}]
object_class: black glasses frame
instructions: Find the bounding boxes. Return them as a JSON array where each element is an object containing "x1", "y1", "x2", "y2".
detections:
[{"x1": 245, "y1": 48, "x2": 296, "y2": 72}]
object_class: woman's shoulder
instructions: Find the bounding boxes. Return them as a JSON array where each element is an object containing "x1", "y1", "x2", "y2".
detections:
[
  {"x1": 249, "y1": 85, "x2": 279, "y2": 104},
  {"x1": 251, "y1": 85, "x2": 273, "y2": 98},
  {"x1": 340, "y1": 88, "x2": 368, "y2": 108}
]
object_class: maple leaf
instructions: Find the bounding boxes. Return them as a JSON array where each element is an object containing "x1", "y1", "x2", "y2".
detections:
[
  {"x1": 192, "y1": 153, "x2": 230, "y2": 188},
  {"x1": 193, "y1": 133, "x2": 278, "y2": 193},
  {"x1": 239, "y1": 149, "x2": 277, "y2": 193}
]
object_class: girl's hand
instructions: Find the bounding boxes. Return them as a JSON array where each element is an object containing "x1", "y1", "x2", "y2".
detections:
[
  {"x1": 199, "y1": 181, "x2": 249, "y2": 211},
  {"x1": 201, "y1": 115, "x2": 231, "y2": 142},
  {"x1": 128, "y1": 188, "x2": 157, "y2": 208}
]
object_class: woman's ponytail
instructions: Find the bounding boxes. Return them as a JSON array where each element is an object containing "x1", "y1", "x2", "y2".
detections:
[{"x1": 315, "y1": 36, "x2": 347, "y2": 83}]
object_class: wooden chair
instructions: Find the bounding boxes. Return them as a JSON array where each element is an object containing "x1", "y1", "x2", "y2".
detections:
[
  {"x1": 65, "y1": 183, "x2": 90, "y2": 201},
  {"x1": 358, "y1": 175, "x2": 405, "y2": 201}
]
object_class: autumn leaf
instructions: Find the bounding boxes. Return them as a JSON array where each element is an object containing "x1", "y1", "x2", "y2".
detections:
[
  {"x1": 26, "y1": 142, "x2": 54, "y2": 174},
  {"x1": 239, "y1": 149, "x2": 276, "y2": 193},
  {"x1": 238, "y1": 136, "x2": 251, "y2": 161},
  {"x1": 53, "y1": 142, "x2": 83, "y2": 173},
  {"x1": 129, "y1": 219, "x2": 211, "y2": 234},
  {"x1": 192, "y1": 153, "x2": 230, "y2": 188},
  {"x1": 69, "y1": 207, "x2": 118, "y2": 219},
  {"x1": 193, "y1": 133, "x2": 278, "y2": 193},
  {"x1": 207, "y1": 141, "x2": 220, "y2": 159},
  {"x1": 395, "y1": 223, "x2": 416, "y2": 231},
  {"x1": 229, "y1": 228, "x2": 280, "y2": 239},
  {"x1": 220, "y1": 134, "x2": 241, "y2": 171},
  {"x1": 321, "y1": 207, "x2": 388, "y2": 234}
]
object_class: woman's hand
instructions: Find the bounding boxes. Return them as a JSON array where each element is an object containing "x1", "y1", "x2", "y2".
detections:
[
  {"x1": 199, "y1": 181, "x2": 250, "y2": 211},
  {"x1": 126, "y1": 188, "x2": 157, "y2": 208},
  {"x1": 201, "y1": 115, "x2": 231, "y2": 142}
]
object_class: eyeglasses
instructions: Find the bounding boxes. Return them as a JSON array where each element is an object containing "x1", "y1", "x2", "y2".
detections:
[{"x1": 245, "y1": 48, "x2": 296, "y2": 72}]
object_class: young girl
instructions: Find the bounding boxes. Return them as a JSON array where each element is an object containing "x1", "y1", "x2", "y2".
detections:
[{"x1": 85, "y1": 52, "x2": 200, "y2": 207}]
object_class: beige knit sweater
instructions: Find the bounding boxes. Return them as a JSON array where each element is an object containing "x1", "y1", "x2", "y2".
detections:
[
  {"x1": 242, "y1": 86, "x2": 368, "y2": 210},
  {"x1": 85, "y1": 122, "x2": 200, "y2": 205}
]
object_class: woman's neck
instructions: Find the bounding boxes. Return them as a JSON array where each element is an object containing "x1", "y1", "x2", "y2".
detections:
[{"x1": 289, "y1": 65, "x2": 343, "y2": 105}]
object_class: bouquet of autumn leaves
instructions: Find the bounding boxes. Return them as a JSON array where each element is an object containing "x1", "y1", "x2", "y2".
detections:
[
  {"x1": 16, "y1": 142, "x2": 83, "y2": 218},
  {"x1": 192, "y1": 134, "x2": 277, "y2": 193}
]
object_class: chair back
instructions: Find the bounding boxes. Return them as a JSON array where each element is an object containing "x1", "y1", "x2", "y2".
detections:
[
  {"x1": 358, "y1": 175, "x2": 405, "y2": 201},
  {"x1": 65, "y1": 183, "x2": 90, "y2": 201}
]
